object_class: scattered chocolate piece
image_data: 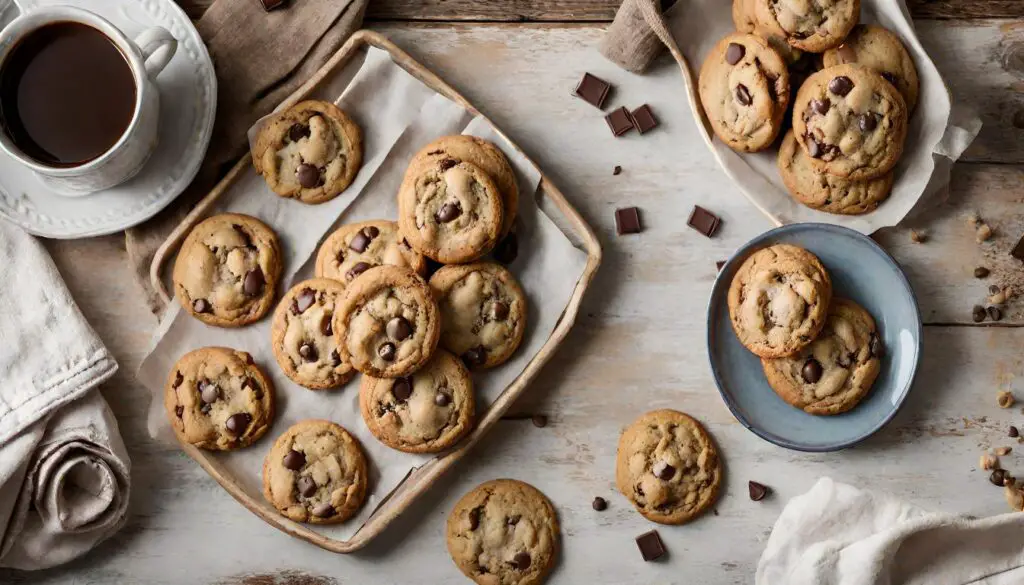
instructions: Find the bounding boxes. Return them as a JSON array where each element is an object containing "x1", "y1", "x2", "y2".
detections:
[
  {"x1": 296, "y1": 164, "x2": 320, "y2": 189},
  {"x1": 687, "y1": 206, "x2": 721, "y2": 238},
  {"x1": 243, "y1": 267, "x2": 265, "y2": 296},
  {"x1": 259, "y1": 0, "x2": 286, "y2": 10},
  {"x1": 225, "y1": 413, "x2": 252, "y2": 436},
  {"x1": 975, "y1": 266, "x2": 990, "y2": 278},
  {"x1": 991, "y1": 468, "x2": 1010, "y2": 487},
  {"x1": 392, "y1": 378, "x2": 412, "y2": 402},
  {"x1": 512, "y1": 552, "x2": 531, "y2": 571},
  {"x1": 988, "y1": 306, "x2": 1003, "y2": 321},
  {"x1": 605, "y1": 106, "x2": 634, "y2": 137},
  {"x1": 613, "y1": 165, "x2": 622, "y2": 176},
  {"x1": 630, "y1": 104, "x2": 659, "y2": 134},
  {"x1": 493, "y1": 233, "x2": 519, "y2": 265},
  {"x1": 748, "y1": 481, "x2": 770, "y2": 501},
  {"x1": 592, "y1": 496, "x2": 608, "y2": 511},
  {"x1": 652, "y1": 460, "x2": 676, "y2": 480},
  {"x1": 635, "y1": 530, "x2": 666, "y2": 562},
  {"x1": 1010, "y1": 426, "x2": 1020, "y2": 438},
  {"x1": 802, "y1": 358, "x2": 823, "y2": 383},
  {"x1": 297, "y1": 476, "x2": 317, "y2": 498},
  {"x1": 725, "y1": 42, "x2": 745, "y2": 65},
  {"x1": 193, "y1": 298, "x2": 211, "y2": 314},
  {"x1": 378, "y1": 342, "x2": 397, "y2": 361},
  {"x1": 972, "y1": 305, "x2": 986, "y2": 323},
  {"x1": 991, "y1": 285, "x2": 1001, "y2": 294},
  {"x1": 573, "y1": 72, "x2": 611, "y2": 109},
  {"x1": 615, "y1": 207, "x2": 642, "y2": 235},
  {"x1": 283, "y1": 449, "x2": 306, "y2": 470},
  {"x1": 716, "y1": 260, "x2": 726, "y2": 272},
  {"x1": 532, "y1": 414, "x2": 548, "y2": 428},
  {"x1": 387, "y1": 317, "x2": 413, "y2": 340},
  {"x1": 1011, "y1": 233, "x2": 1024, "y2": 261}
]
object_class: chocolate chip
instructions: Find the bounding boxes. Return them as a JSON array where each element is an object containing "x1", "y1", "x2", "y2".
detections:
[
  {"x1": 330, "y1": 350, "x2": 341, "y2": 366},
  {"x1": 725, "y1": 42, "x2": 745, "y2": 65},
  {"x1": 806, "y1": 136, "x2": 822, "y2": 158},
  {"x1": 321, "y1": 316, "x2": 333, "y2": 336},
  {"x1": 349, "y1": 232, "x2": 370, "y2": 253},
  {"x1": 630, "y1": 104, "x2": 659, "y2": 134},
  {"x1": 175, "y1": 405, "x2": 184, "y2": 418},
  {"x1": 346, "y1": 261, "x2": 371, "y2": 280},
  {"x1": 439, "y1": 158, "x2": 458, "y2": 171},
  {"x1": 858, "y1": 113, "x2": 878, "y2": 132},
  {"x1": 200, "y1": 382, "x2": 220, "y2": 404},
  {"x1": 243, "y1": 267, "x2": 265, "y2": 296},
  {"x1": 434, "y1": 392, "x2": 451, "y2": 406},
  {"x1": 296, "y1": 164, "x2": 320, "y2": 189},
  {"x1": 1010, "y1": 426, "x2": 1020, "y2": 438},
  {"x1": 880, "y1": 72, "x2": 899, "y2": 86},
  {"x1": 364, "y1": 226, "x2": 380, "y2": 238},
  {"x1": 378, "y1": 342, "x2": 397, "y2": 361},
  {"x1": 613, "y1": 165, "x2": 622, "y2": 176},
  {"x1": 463, "y1": 346, "x2": 486, "y2": 367},
  {"x1": 975, "y1": 267, "x2": 990, "y2": 278},
  {"x1": 512, "y1": 552, "x2": 531, "y2": 570},
  {"x1": 605, "y1": 106, "x2": 634, "y2": 136},
  {"x1": 493, "y1": 233, "x2": 519, "y2": 265},
  {"x1": 811, "y1": 98, "x2": 831, "y2": 115},
  {"x1": 735, "y1": 83, "x2": 752, "y2": 106},
  {"x1": 386, "y1": 317, "x2": 412, "y2": 340},
  {"x1": 468, "y1": 507, "x2": 481, "y2": 530},
  {"x1": 988, "y1": 306, "x2": 1003, "y2": 321},
  {"x1": 991, "y1": 469, "x2": 1009, "y2": 487},
  {"x1": 293, "y1": 289, "x2": 316, "y2": 314},
  {"x1": 436, "y1": 202, "x2": 462, "y2": 223},
  {"x1": 392, "y1": 378, "x2": 412, "y2": 402},
  {"x1": 297, "y1": 476, "x2": 317, "y2": 498},
  {"x1": 312, "y1": 503, "x2": 335, "y2": 518},
  {"x1": 193, "y1": 298, "x2": 211, "y2": 313},
  {"x1": 990, "y1": 284, "x2": 1001, "y2": 294},
  {"x1": 532, "y1": 414, "x2": 548, "y2": 428},
  {"x1": 687, "y1": 206, "x2": 721, "y2": 238},
  {"x1": 490, "y1": 301, "x2": 510, "y2": 321},
  {"x1": 299, "y1": 343, "x2": 318, "y2": 362},
  {"x1": 635, "y1": 530, "x2": 666, "y2": 562},
  {"x1": 283, "y1": 449, "x2": 305, "y2": 470},
  {"x1": 200, "y1": 403, "x2": 211, "y2": 415},
  {"x1": 172, "y1": 371, "x2": 183, "y2": 388},
  {"x1": 288, "y1": 123, "x2": 309, "y2": 142},
  {"x1": 829, "y1": 76, "x2": 854, "y2": 96},
  {"x1": 615, "y1": 207, "x2": 643, "y2": 235},
  {"x1": 652, "y1": 460, "x2": 675, "y2": 480},
  {"x1": 592, "y1": 496, "x2": 608, "y2": 511},
  {"x1": 802, "y1": 358, "x2": 823, "y2": 383},
  {"x1": 573, "y1": 72, "x2": 611, "y2": 109},
  {"x1": 973, "y1": 305, "x2": 987, "y2": 323},
  {"x1": 870, "y1": 334, "x2": 884, "y2": 358},
  {"x1": 748, "y1": 480, "x2": 770, "y2": 501},
  {"x1": 225, "y1": 413, "x2": 252, "y2": 435},
  {"x1": 243, "y1": 377, "x2": 262, "y2": 399}
]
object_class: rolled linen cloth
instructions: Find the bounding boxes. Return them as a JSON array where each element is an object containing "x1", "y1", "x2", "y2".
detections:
[{"x1": 0, "y1": 221, "x2": 125, "y2": 570}]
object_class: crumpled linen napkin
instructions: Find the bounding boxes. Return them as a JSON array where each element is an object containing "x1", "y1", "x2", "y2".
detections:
[
  {"x1": 0, "y1": 222, "x2": 126, "y2": 570},
  {"x1": 758, "y1": 477, "x2": 1024, "y2": 585}
]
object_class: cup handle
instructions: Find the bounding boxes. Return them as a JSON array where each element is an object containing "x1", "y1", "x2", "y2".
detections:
[{"x1": 134, "y1": 27, "x2": 177, "y2": 79}]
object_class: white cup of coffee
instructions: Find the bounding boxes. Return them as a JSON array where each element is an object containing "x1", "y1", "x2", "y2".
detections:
[{"x1": 0, "y1": 5, "x2": 177, "y2": 196}]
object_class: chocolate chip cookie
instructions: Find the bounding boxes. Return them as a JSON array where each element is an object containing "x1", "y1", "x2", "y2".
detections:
[
  {"x1": 615, "y1": 409, "x2": 722, "y2": 525},
  {"x1": 314, "y1": 220, "x2": 427, "y2": 288},
  {"x1": 429, "y1": 262, "x2": 527, "y2": 369},
  {"x1": 762, "y1": 298, "x2": 882, "y2": 415},
  {"x1": 397, "y1": 158, "x2": 504, "y2": 264},
  {"x1": 823, "y1": 24, "x2": 920, "y2": 112},
  {"x1": 173, "y1": 213, "x2": 282, "y2": 328},
  {"x1": 732, "y1": 0, "x2": 804, "y2": 64},
  {"x1": 270, "y1": 278, "x2": 355, "y2": 390},
  {"x1": 778, "y1": 130, "x2": 893, "y2": 215},
  {"x1": 793, "y1": 64, "x2": 909, "y2": 181},
  {"x1": 698, "y1": 33, "x2": 791, "y2": 152},
  {"x1": 754, "y1": 0, "x2": 860, "y2": 53},
  {"x1": 360, "y1": 349, "x2": 474, "y2": 453},
  {"x1": 727, "y1": 244, "x2": 832, "y2": 358},
  {"x1": 164, "y1": 347, "x2": 275, "y2": 451},
  {"x1": 411, "y1": 135, "x2": 519, "y2": 239},
  {"x1": 253, "y1": 100, "x2": 363, "y2": 204},
  {"x1": 447, "y1": 479, "x2": 559, "y2": 585},
  {"x1": 332, "y1": 265, "x2": 440, "y2": 378},
  {"x1": 261, "y1": 419, "x2": 368, "y2": 524}
]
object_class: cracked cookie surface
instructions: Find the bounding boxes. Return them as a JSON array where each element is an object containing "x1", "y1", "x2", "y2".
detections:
[
  {"x1": 164, "y1": 347, "x2": 275, "y2": 451},
  {"x1": 315, "y1": 220, "x2": 427, "y2": 288},
  {"x1": 728, "y1": 244, "x2": 832, "y2": 358},
  {"x1": 397, "y1": 158, "x2": 504, "y2": 264},
  {"x1": 333, "y1": 265, "x2": 440, "y2": 378},
  {"x1": 732, "y1": 0, "x2": 804, "y2": 64},
  {"x1": 615, "y1": 409, "x2": 722, "y2": 525},
  {"x1": 271, "y1": 278, "x2": 355, "y2": 390},
  {"x1": 446, "y1": 479, "x2": 559, "y2": 585},
  {"x1": 793, "y1": 64, "x2": 908, "y2": 181},
  {"x1": 360, "y1": 349, "x2": 474, "y2": 453},
  {"x1": 173, "y1": 213, "x2": 281, "y2": 327},
  {"x1": 698, "y1": 33, "x2": 791, "y2": 152},
  {"x1": 262, "y1": 419, "x2": 367, "y2": 525},
  {"x1": 778, "y1": 130, "x2": 893, "y2": 215},
  {"x1": 762, "y1": 298, "x2": 882, "y2": 415},
  {"x1": 754, "y1": 0, "x2": 860, "y2": 53},
  {"x1": 429, "y1": 262, "x2": 527, "y2": 369},
  {"x1": 823, "y1": 24, "x2": 919, "y2": 112},
  {"x1": 253, "y1": 100, "x2": 363, "y2": 204}
]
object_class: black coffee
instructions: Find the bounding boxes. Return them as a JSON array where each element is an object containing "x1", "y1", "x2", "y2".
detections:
[{"x1": 0, "y1": 22, "x2": 136, "y2": 167}]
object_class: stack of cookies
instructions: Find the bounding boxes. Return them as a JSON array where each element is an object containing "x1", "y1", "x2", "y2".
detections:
[
  {"x1": 699, "y1": 0, "x2": 920, "y2": 216},
  {"x1": 727, "y1": 243, "x2": 884, "y2": 415},
  {"x1": 163, "y1": 100, "x2": 530, "y2": 528}
]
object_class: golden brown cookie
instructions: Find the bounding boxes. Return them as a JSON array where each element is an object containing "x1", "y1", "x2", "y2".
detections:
[
  {"x1": 754, "y1": 0, "x2": 860, "y2": 53},
  {"x1": 270, "y1": 278, "x2": 355, "y2": 390},
  {"x1": 823, "y1": 24, "x2": 919, "y2": 112},
  {"x1": 314, "y1": 220, "x2": 427, "y2": 288}
]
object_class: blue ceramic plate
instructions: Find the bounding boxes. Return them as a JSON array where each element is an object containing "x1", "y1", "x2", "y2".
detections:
[{"x1": 707, "y1": 223, "x2": 922, "y2": 451}]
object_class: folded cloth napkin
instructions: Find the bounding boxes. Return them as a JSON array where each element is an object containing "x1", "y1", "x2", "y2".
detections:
[
  {"x1": 758, "y1": 477, "x2": 1024, "y2": 585},
  {"x1": 0, "y1": 222, "x2": 125, "y2": 570}
]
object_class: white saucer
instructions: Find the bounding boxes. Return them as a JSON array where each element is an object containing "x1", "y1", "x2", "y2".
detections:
[{"x1": 0, "y1": 0, "x2": 216, "y2": 238}]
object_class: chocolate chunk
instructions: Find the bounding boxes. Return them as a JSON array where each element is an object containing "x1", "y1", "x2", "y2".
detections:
[
  {"x1": 748, "y1": 480, "x2": 770, "y2": 501},
  {"x1": 225, "y1": 413, "x2": 252, "y2": 436},
  {"x1": 299, "y1": 343, "x2": 318, "y2": 362},
  {"x1": 652, "y1": 460, "x2": 675, "y2": 480},
  {"x1": 635, "y1": 530, "x2": 666, "y2": 562},
  {"x1": 973, "y1": 305, "x2": 986, "y2": 323},
  {"x1": 988, "y1": 306, "x2": 1003, "y2": 321},
  {"x1": 436, "y1": 202, "x2": 462, "y2": 223},
  {"x1": 172, "y1": 371, "x2": 183, "y2": 388},
  {"x1": 490, "y1": 301, "x2": 510, "y2": 321},
  {"x1": 802, "y1": 358, "x2": 823, "y2": 383},
  {"x1": 493, "y1": 233, "x2": 519, "y2": 264},
  {"x1": 293, "y1": 289, "x2": 316, "y2": 314},
  {"x1": 592, "y1": 496, "x2": 608, "y2": 511},
  {"x1": 364, "y1": 226, "x2": 380, "y2": 239},
  {"x1": 735, "y1": 84, "x2": 752, "y2": 106},
  {"x1": 532, "y1": 414, "x2": 548, "y2": 428},
  {"x1": 434, "y1": 392, "x2": 451, "y2": 406},
  {"x1": 297, "y1": 476, "x2": 317, "y2": 498},
  {"x1": 463, "y1": 346, "x2": 486, "y2": 367},
  {"x1": 259, "y1": 0, "x2": 286, "y2": 11},
  {"x1": 828, "y1": 76, "x2": 854, "y2": 96},
  {"x1": 349, "y1": 232, "x2": 370, "y2": 253},
  {"x1": 175, "y1": 405, "x2": 184, "y2": 418},
  {"x1": 725, "y1": 42, "x2": 745, "y2": 65},
  {"x1": 468, "y1": 507, "x2": 481, "y2": 530},
  {"x1": 378, "y1": 342, "x2": 397, "y2": 361},
  {"x1": 321, "y1": 316, "x2": 333, "y2": 336},
  {"x1": 200, "y1": 382, "x2": 220, "y2": 404},
  {"x1": 806, "y1": 136, "x2": 822, "y2": 158},
  {"x1": 990, "y1": 284, "x2": 1001, "y2": 294},
  {"x1": 687, "y1": 205, "x2": 721, "y2": 238},
  {"x1": 296, "y1": 163, "x2": 320, "y2": 189},
  {"x1": 858, "y1": 113, "x2": 878, "y2": 132},
  {"x1": 613, "y1": 165, "x2": 622, "y2": 176},
  {"x1": 1010, "y1": 426, "x2": 1020, "y2": 438},
  {"x1": 615, "y1": 207, "x2": 642, "y2": 235},
  {"x1": 243, "y1": 267, "x2": 265, "y2": 296},
  {"x1": 392, "y1": 378, "x2": 412, "y2": 402},
  {"x1": 991, "y1": 469, "x2": 1009, "y2": 487},
  {"x1": 605, "y1": 106, "x2": 634, "y2": 137},
  {"x1": 1011, "y1": 234, "x2": 1024, "y2": 261},
  {"x1": 330, "y1": 349, "x2": 341, "y2": 366},
  {"x1": 573, "y1": 72, "x2": 611, "y2": 109},
  {"x1": 243, "y1": 377, "x2": 262, "y2": 399},
  {"x1": 506, "y1": 514, "x2": 521, "y2": 527},
  {"x1": 346, "y1": 261, "x2": 371, "y2": 280},
  {"x1": 512, "y1": 552, "x2": 531, "y2": 571},
  {"x1": 975, "y1": 267, "x2": 990, "y2": 278},
  {"x1": 288, "y1": 123, "x2": 309, "y2": 142},
  {"x1": 869, "y1": 334, "x2": 883, "y2": 358},
  {"x1": 439, "y1": 158, "x2": 458, "y2": 171},
  {"x1": 312, "y1": 503, "x2": 335, "y2": 518},
  {"x1": 193, "y1": 298, "x2": 211, "y2": 314},
  {"x1": 386, "y1": 317, "x2": 412, "y2": 341},
  {"x1": 880, "y1": 72, "x2": 899, "y2": 87},
  {"x1": 630, "y1": 104, "x2": 659, "y2": 134},
  {"x1": 283, "y1": 449, "x2": 306, "y2": 470},
  {"x1": 811, "y1": 98, "x2": 830, "y2": 115}
]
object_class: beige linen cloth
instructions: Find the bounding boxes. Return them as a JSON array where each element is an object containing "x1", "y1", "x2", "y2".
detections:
[
  {"x1": 126, "y1": 0, "x2": 367, "y2": 312},
  {"x1": 0, "y1": 222, "x2": 126, "y2": 570}
]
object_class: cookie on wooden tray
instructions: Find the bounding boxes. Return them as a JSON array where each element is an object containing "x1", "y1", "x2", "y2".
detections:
[
  {"x1": 698, "y1": 33, "x2": 791, "y2": 153},
  {"x1": 727, "y1": 244, "x2": 832, "y2": 358},
  {"x1": 262, "y1": 419, "x2": 367, "y2": 525},
  {"x1": 762, "y1": 298, "x2": 883, "y2": 415},
  {"x1": 429, "y1": 262, "x2": 527, "y2": 369},
  {"x1": 447, "y1": 479, "x2": 559, "y2": 585},
  {"x1": 793, "y1": 64, "x2": 909, "y2": 181},
  {"x1": 332, "y1": 265, "x2": 440, "y2": 378},
  {"x1": 270, "y1": 278, "x2": 355, "y2": 390},
  {"x1": 411, "y1": 135, "x2": 519, "y2": 239},
  {"x1": 164, "y1": 347, "x2": 275, "y2": 451},
  {"x1": 360, "y1": 349, "x2": 474, "y2": 453},
  {"x1": 823, "y1": 24, "x2": 920, "y2": 112},
  {"x1": 253, "y1": 99, "x2": 363, "y2": 204},
  {"x1": 778, "y1": 130, "x2": 893, "y2": 215},
  {"x1": 314, "y1": 220, "x2": 427, "y2": 288},
  {"x1": 397, "y1": 158, "x2": 504, "y2": 264},
  {"x1": 615, "y1": 409, "x2": 722, "y2": 525},
  {"x1": 753, "y1": 0, "x2": 860, "y2": 53},
  {"x1": 172, "y1": 213, "x2": 282, "y2": 328}
]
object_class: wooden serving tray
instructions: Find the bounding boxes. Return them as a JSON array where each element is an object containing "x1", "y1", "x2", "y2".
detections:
[{"x1": 148, "y1": 30, "x2": 601, "y2": 553}]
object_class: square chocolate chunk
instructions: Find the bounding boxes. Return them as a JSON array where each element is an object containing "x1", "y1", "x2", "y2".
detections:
[
  {"x1": 615, "y1": 207, "x2": 642, "y2": 235},
  {"x1": 635, "y1": 530, "x2": 666, "y2": 561},
  {"x1": 573, "y1": 73, "x2": 611, "y2": 110},
  {"x1": 606, "y1": 107, "x2": 634, "y2": 137},
  {"x1": 258, "y1": 0, "x2": 286, "y2": 10},
  {"x1": 630, "y1": 104, "x2": 659, "y2": 134},
  {"x1": 1012, "y1": 233, "x2": 1024, "y2": 261},
  {"x1": 687, "y1": 205, "x2": 721, "y2": 238}
]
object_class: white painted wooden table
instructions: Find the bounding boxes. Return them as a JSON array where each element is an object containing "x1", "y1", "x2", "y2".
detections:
[{"x1": 4, "y1": 13, "x2": 1024, "y2": 585}]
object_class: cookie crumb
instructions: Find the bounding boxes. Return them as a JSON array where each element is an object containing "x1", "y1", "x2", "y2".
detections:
[
  {"x1": 998, "y1": 391, "x2": 1016, "y2": 409},
  {"x1": 976, "y1": 223, "x2": 993, "y2": 243},
  {"x1": 981, "y1": 452, "x2": 1000, "y2": 470},
  {"x1": 910, "y1": 229, "x2": 926, "y2": 243},
  {"x1": 996, "y1": 446, "x2": 1013, "y2": 456},
  {"x1": 989, "y1": 287, "x2": 1014, "y2": 305},
  {"x1": 966, "y1": 211, "x2": 981, "y2": 227},
  {"x1": 974, "y1": 266, "x2": 990, "y2": 278},
  {"x1": 1007, "y1": 481, "x2": 1024, "y2": 511}
]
